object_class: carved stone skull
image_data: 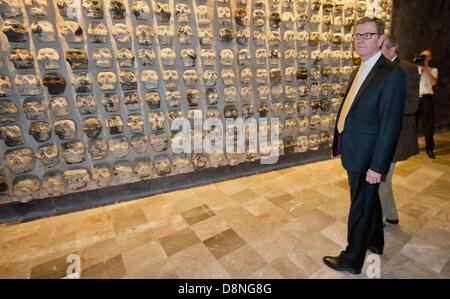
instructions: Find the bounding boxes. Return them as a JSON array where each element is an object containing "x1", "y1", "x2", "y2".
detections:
[
  {"x1": 150, "y1": 131, "x2": 169, "y2": 152},
  {"x1": 15, "y1": 75, "x2": 43, "y2": 96},
  {"x1": 83, "y1": 0, "x2": 103, "y2": 19},
  {"x1": 206, "y1": 88, "x2": 219, "y2": 105},
  {"x1": 200, "y1": 49, "x2": 215, "y2": 66},
  {"x1": 82, "y1": 117, "x2": 102, "y2": 138},
  {"x1": 224, "y1": 86, "x2": 237, "y2": 103},
  {"x1": 35, "y1": 143, "x2": 59, "y2": 168},
  {"x1": 175, "y1": 3, "x2": 191, "y2": 23},
  {"x1": 110, "y1": 0, "x2": 126, "y2": 19},
  {"x1": 4, "y1": 148, "x2": 35, "y2": 174},
  {"x1": 43, "y1": 73, "x2": 66, "y2": 95},
  {"x1": 113, "y1": 161, "x2": 136, "y2": 184},
  {"x1": 148, "y1": 111, "x2": 165, "y2": 131},
  {"x1": 63, "y1": 168, "x2": 90, "y2": 191},
  {"x1": 124, "y1": 91, "x2": 141, "y2": 111},
  {"x1": 138, "y1": 48, "x2": 156, "y2": 66},
  {"x1": 255, "y1": 69, "x2": 268, "y2": 84},
  {"x1": 0, "y1": 0, "x2": 22, "y2": 18},
  {"x1": 203, "y1": 70, "x2": 218, "y2": 87},
  {"x1": 9, "y1": 48, "x2": 34, "y2": 69},
  {"x1": 309, "y1": 134, "x2": 320, "y2": 151},
  {"x1": 183, "y1": 70, "x2": 198, "y2": 87},
  {"x1": 163, "y1": 70, "x2": 178, "y2": 89},
  {"x1": 141, "y1": 70, "x2": 159, "y2": 90},
  {"x1": 132, "y1": 0, "x2": 150, "y2": 20},
  {"x1": 220, "y1": 49, "x2": 234, "y2": 66},
  {"x1": 101, "y1": 93, "x2": 120, "y2": 112},
  {"x1": 197, "y1": 5, "x2": 210, "y2": 25},
  {"x1": 57, "y1": 0, "x2": 77, "y2": 19},
  {"x1": 2, "y1": 20, "x2": 28, "y2": 43},
  {"x1": 180, "y1": 48, "x2": 196, "y2": 67},
  {"x1": 60, "y1": 21, "x2": 84, "y2": 43},
  {"x1": 92, "y1": 165, "x2": 112, "y2": 187},
  {"x1": 219, "y1": 28, "x2": 233, "y2": 43},
  {"x1": 136, "y1": 25, "x2": 154, "y2": 45},
  {"x1": 296, "y1": 135, "x2": 309, "y2": 153},
  {"x1": 155, "y1": 1, "x2": 171, "y2": 23},
  {"x1": 73, "y1": 72, "x2": 93, "y2": 93},
  {"x1": 177, "y1": 25, "x2": 193, "y2": 45},
  {"x1": 65, "y1": 49, "x2": 88, "y2": 70},
  {"x1": 164, "y1": 90, "x2": 180, "y2": 108},
  {"x1": 134, "y1": 158, "x2": 153, "y2": 179},
  {"x1": 97, "y1": 72, "x2": 117, "y2": 91},
  {"x1": 198, "y1": 28, "x2": 212, "y2": 46},
  {"x1": 28, "y1": 121, "x2": 52, "y2": 142},
  {"x1": 0, "y1": 124, "x2": 23, "y2": 147},
  {"x1": 240, "y1": 68, "x2": 252, "y2": 85},
  {"x1": 145, "y1": 90, "x2": 161, "y2": 109},
  {"x1": 126, "y1": 113, "x2": 144, "y2": 134},
  {"x1": 88, "y1": 139, "x2": 109, "y2": 160},
  {"x1": 88, "y1": 22, "x2": 108, "y2": 43},
  {"x1": 112, "y1": 23, "x2": 130, "y2": 43},
  {"x1": 130, "y1": 134, "x2": 149, "y2": 154},
  {"x1": 154, "y1": 155, "x2": 171, "y2": 176},
  {"x1": 253, "y1": 9, "x2": 266, "y2": 27},
  {"x1": 13, "y1": 176, "x2": 40, "y2": 203},
  {"x1": 253, "y1": 29, "x2": 265, "y2": 46},
  {"x1": 76, "y1": 94, "x2": 96, "y2": 114},
  {"x1": 116, "y1": 48, "x2": 134, "y2": 67},
  {"x1": 160, "y1": 48, "x2": 176, "y2": 66},
  {"x1": 221, "y1": 69, "x2": 235, "y2": 85},
  {"x1": 108, "y1": 136, "x2": 130, "y2": 158},
  {"x1": 217, "y1": 6, "x2": 231, "y2": 25},
  {"x1": 157, "y1": 26, "x2": 174, "y2": 46},
  {"x1": 61, "y1": 141, "x2": 86, "y2": 164},
  {"x1": 54, "y1": 119, "x2": 77, "y2": 140},
  {"x1": 93, "y1": 48, "x2": 112, "y2": 68},
  {"x1": 31, "y1": 21, "x2": 56, "y2": 42},
  {"x1": 119, "y1": 71, "x2": 137, "y2": 90}
]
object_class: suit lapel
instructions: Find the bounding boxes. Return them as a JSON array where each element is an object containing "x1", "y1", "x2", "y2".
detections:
[{"x1": 349, "y1": 56, "x2": 387, "y2": 111}]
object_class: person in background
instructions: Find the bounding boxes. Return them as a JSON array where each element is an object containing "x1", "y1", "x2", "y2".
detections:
[
  {"x1": 380, "y1": 36, "x2": 420, "y2": 226},
  {"x1": 415, "y1": 50, "x2": 438, "y2": 159},
  {"x1": 324, "y1": 17, "x2": 406, "y2": 275}
]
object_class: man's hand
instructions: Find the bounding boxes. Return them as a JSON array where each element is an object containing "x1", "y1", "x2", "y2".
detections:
[{"x1": 366, "y1": 169, "x2": 382, "y2": 184}]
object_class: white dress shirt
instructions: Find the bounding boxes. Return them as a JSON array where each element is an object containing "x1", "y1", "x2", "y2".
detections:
[{"x1": 419, "y1": 67, "x2": 438, "y2": 96}]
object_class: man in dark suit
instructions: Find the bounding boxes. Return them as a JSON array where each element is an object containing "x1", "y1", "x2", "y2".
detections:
[
  {"x1": 379, "y1": 36, "x2": 420, "y2": 225},
  {"x1": 323, "y1": 17, "x2": 406, "y2": 274}
]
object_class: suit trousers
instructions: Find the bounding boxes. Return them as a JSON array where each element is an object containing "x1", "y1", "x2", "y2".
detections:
[
  {"x1": 339, "y1": 172, "x2": 384, "y2": 269},
  {"x1": 379, "y1": 163, "x2": 399, "y2": 221},
  {"x1": 416, "y1": 95, "x2": 435, "y2": 151}
]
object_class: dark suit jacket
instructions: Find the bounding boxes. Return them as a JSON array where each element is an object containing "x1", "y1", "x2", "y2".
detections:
[
  {"x1": 332, "y1": 55, "x2": 406, "y2": 174},
  {"x1": 392, "y1": 58, "x2": 420, "y2": 162}
]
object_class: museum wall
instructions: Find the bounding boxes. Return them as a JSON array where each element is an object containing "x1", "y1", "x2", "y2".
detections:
[
  {"x1": 0, "y1": 0, "x2": 392, "y2": 205},
  {"x1": 392, "y1": 0, "x2": 450, "y2": 131}
]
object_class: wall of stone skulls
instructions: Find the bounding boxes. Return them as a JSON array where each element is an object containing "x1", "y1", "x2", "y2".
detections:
[{"x1": 0, "y1": 0, "x2": 392, "y2": 204}]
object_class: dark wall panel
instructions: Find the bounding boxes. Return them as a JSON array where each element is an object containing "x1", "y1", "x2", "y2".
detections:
[{"x1": 392, "y1": 0, "x2": 450, "y2": 130}]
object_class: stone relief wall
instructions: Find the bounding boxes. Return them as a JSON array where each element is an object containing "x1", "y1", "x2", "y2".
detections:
[{"x1": 0, "y1": 0, "x2": 392, "y2": 204}]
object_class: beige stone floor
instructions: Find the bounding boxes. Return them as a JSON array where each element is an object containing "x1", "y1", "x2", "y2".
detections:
[{"x1": 0, "y1": 133, "x2": 449, "y2": 279}]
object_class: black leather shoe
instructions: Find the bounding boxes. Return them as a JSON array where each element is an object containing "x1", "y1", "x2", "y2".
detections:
[
  {"x1": 426, "y1": 150, "x2": 436, "y2": 159},
  {"x1": 368, "y1": 246, "x2": 383, "y2": 255},
  {"x1": 322, "y1": 256, "x2": 361, "y2": 274},
  {"x1": 386, "y1": 218, "x2": 399, "y2": 225}
]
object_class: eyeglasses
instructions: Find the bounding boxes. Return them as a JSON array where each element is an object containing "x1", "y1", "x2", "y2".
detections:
[{"x1": 352, "y1": 32, "x2": 381, "y2": 40}]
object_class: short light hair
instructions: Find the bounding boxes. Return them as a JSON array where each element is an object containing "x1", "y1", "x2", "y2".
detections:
[
  {"x1": 384, "y1": 35, "x2": 399, "y2": 53},
  {"x1": 355, "y1": 17, "x2": 385, "y2": 34}
]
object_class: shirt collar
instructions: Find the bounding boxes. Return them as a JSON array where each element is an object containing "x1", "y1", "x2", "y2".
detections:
[{"x1": 362, "y1": 51, "x2": 382, "y2": 69}]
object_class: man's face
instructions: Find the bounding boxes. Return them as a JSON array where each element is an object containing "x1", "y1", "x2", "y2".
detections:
[
  {"x1": 354, "y1": 22, "x2": 384, "y2": 59},
  {"x1": 381, "y1": 42, "x2": 396, "y2": 61},
  {"x1": 421, "y1": 50, "x2": 432, "y2": 63}
]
